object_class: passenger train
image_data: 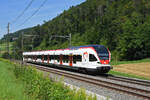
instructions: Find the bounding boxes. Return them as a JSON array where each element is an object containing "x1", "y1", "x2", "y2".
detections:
[{"x1": 23, "y1": 45, "x2": 113, "y2": 74}]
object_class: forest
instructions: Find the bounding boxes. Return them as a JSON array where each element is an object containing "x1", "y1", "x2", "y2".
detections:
[{"x1": 1, "y1": 0, "x2": 150, "y2": 61}]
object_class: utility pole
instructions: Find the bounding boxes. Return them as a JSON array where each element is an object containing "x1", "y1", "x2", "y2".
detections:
[
  {"x1": 21, "y1": 34, "x2": 39, "y2": 64},
  {"x1": 7, "y1": 23, "x2": 10, "y2": 54},
  {"x1": 21, "y1": 32, "x2": 24, "y2": 53},
  {"x1": 21, "y1": 32, "x2": 24, "y2": 64}
]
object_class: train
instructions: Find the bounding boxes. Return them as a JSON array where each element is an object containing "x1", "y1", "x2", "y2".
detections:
[{"x1": 23, "y1": 45, "x2": 113, "y2": 74}]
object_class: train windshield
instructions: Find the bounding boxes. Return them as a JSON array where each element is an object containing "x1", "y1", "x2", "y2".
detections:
[{"x1": 93, "y1": 46, "x2": 109, "y2": 60}]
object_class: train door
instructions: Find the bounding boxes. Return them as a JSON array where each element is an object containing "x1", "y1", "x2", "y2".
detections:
[
  {"x1": 42, "y1": 55, "x2": 44, "y2": 63},
  {"x1": 83, "y1": 52, "x2": 88, "y2": 62},
  {"x1": 32, "y1": 56, "x2": 33, "y2": 62},
  {"x1": 60, "y1": 55, "x2": 63, "y2": 65},
  {"x1": 47, "y1": 55, "x2": 49, "y2": 64},
  {"x1": 69, "y1": 54, "x2": 73, "y2": 66},
  {"x1": 82, "y1": 52, "x2": 89, "y2": 66},
  {"x1": 35, "y1": 55, "x2": 37, "y2": 62}
]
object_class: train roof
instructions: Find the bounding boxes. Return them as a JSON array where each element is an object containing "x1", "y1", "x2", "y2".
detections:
[
  {"x1": 69, "y1": 45, "x2": 105, "y2": 50},
  {"x1": 23, "y1": 45, "x2": 105, "y2": 54}
]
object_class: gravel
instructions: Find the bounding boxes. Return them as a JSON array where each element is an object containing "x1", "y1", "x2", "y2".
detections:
[{"x1": 48, "y1": 72, "x2": 146, "y2": 100}]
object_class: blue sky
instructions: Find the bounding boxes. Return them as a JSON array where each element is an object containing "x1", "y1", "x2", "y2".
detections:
[{"x1": 0, "y1": 0, "x2": 85, "y2": 39}]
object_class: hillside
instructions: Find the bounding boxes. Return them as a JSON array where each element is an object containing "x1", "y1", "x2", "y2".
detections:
[{"x1": 1, "y1": 0, "x2": 150, "y2": 60}]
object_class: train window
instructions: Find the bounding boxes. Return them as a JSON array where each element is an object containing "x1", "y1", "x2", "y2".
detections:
[
  {"x1": 37, "y1": 55, "x2": 41, "y2": 59},
  {"x1": 63, "y1": 55, "x2": 69, "y2": 63},
  {"x1": 53, "y1": 55, "x2": 58, "y2": 60},
  {"x1": 49, "y1": 55, "x2": 53, "y2": 60},
  {"x1": 66, "y1": 55, "x2": 69, "y2": 63},
  {"x1": 73, "y1": 55, "x2": 77, "y2": 64},
  {"x1": 76, "y1": 55, "x2": 82, "y2": 62},
  {"x1": 30, "y1": 55, "x2": 33, "y2": 59},
  {"x1": 63, "y1": 55, "x2": 65, "y2": 62},
  {"x1": 30, "y1": 55, "x2": 32, "y2": 59},
  {"x1": 56, "y1": 55, "x2": 59, "y2": 62},
  {"x1": 44, "y1": 55, "x2": 48, "y2": 60},
  {"x1": 55, "y1": 55, "x2": 56, "y2": 60},
  {"x1": 94, "y1": 46, "x2": 108, "y2": 54},
  {"x1": 53, "y1": 55, "x2": 55, "y2": 60},
  {"x1": 52, "y1": 55, "x2": 55, "y2": 60},
  {"x1": 89, "y1": 54, "x2": 97, "y2": 61}
]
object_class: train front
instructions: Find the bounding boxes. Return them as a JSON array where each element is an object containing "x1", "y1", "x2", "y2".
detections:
[{"x1": 93, "y1": 45, "x2": 113, "y2": 73}]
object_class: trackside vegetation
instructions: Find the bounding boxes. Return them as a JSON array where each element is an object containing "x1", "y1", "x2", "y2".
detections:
[
  {"x1": 0, "y1": 59, "x2": 98, "y2": 100},
  {"x1": 0, "y1": 59, "x2": 32, "y2": 100},
  {"x1": 14, "y1": 65, "x2": 97, "y2": 100}
]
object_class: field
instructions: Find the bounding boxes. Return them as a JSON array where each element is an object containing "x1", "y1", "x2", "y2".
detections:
[
  {"x1": 110, "y1": 59, "x2": 150, "y2": 80},
  {"x1": 0, "y1": 60, "x2": 32, "y2": 100}
]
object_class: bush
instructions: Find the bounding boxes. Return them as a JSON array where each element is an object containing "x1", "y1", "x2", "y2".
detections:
[{"x1": 13, "y1": 64, "x2": 97, "y2": 100}]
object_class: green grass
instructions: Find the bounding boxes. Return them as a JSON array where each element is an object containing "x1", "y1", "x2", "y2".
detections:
[
  {"x1": 0, "y1": 59, "x2": 98, "y2": 100},
  {"x1": 109, "y1": 70, "x2": 150, "y2": 81},
  {"x1": 111, "y1": 58, "x2": 150, "y2": 65},
  {"x1": 0, "y1": 60, "x2": 33, "y2": 100}
]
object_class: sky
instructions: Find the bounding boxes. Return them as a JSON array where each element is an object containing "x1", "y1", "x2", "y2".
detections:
[{"x1": 0, "y1": 0, "x2": 85, "y2": 39}]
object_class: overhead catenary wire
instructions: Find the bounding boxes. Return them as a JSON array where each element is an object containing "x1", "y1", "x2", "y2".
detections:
[
  {"x1": 19, "y1": 0, "x2": 48, "y2": 27},
  {"x1": 10, "y1": 0, "x2": 35, "y2": 25}
]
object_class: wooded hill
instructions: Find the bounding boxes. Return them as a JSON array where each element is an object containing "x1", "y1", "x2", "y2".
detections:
[{"x1": 1, "y1": 0, "x2": 150, "y2": 60}]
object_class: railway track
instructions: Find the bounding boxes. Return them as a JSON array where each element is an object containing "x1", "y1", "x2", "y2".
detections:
[
  {"x1": 28, "y1": 63, "x2": 150, "y2": 100},
  {"x1": 105, "y1": 75, "x2": 150, "y2": 87}
]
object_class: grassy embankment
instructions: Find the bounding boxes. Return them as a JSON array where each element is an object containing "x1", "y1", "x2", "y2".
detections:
[
  {"x1": 0, "y1": 58, "x2": 98, "y2": 100},
  {"x1": 109, "y1": 58, "x2": 150, "y2": 80},
  {"x1": 0, "y1": 59, "x2": 33, "y2": 100}
]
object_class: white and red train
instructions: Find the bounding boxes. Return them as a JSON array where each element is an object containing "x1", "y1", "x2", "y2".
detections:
[{"x1": 23, "y1": 45, "x2": 113, "y2": 73}]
